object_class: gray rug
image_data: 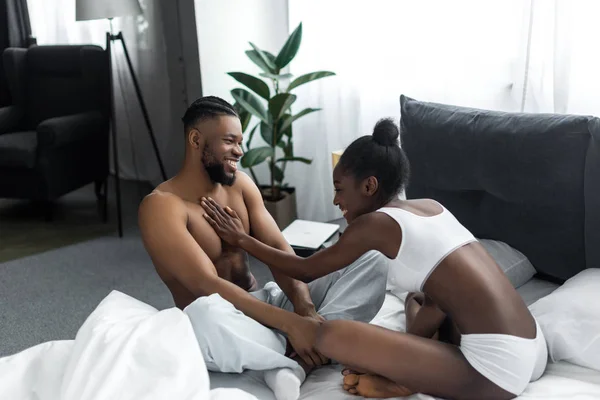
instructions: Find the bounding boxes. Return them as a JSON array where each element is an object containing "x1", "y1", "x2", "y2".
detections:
[{"x1": 0, "y1": 234, "x2": 172, "y2": 356}]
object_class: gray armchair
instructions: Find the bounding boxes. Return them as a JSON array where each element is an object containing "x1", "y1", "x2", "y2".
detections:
[{"x1": 0, "y1": 45, "x2": 110, "y2": 220}]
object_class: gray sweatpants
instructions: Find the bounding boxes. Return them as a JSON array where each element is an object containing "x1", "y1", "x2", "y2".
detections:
[{"x1": 184, "y1": 250, "x2": 388, "y2": 377}]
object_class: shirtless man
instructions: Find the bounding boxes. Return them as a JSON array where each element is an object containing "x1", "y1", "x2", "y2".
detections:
[{"x1": 138, "y1": 96, "x2": 387, "y2": 400}]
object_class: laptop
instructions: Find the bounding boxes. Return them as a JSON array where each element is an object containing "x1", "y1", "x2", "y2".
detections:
[{"x1": 282, "y1": 219, "x2": 340, "y2": 255}]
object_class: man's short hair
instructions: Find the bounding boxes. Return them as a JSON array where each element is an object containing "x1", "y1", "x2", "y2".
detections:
[{"x1": 181, "y1": 96, "x2": 239, "y2": 132}]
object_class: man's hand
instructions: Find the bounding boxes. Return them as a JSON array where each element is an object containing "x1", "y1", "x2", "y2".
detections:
[
  {"x1": 286, "y1": 314, "x2": 329, "y2": 367},
  {"x1": 294, "y1": 303, "x2": 326, "y2": 323}
]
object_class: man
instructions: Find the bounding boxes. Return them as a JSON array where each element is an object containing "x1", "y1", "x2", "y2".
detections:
[{"x1": 138, "y1": 96, "x2": 387, "y2": 400}]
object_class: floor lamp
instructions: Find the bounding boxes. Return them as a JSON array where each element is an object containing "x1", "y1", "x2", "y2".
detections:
[{"x1": 76, "y1": 0, "x2": 167, "y2": 237}]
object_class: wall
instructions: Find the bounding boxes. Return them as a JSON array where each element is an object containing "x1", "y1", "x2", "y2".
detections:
[{"x1": 195, "y1": 0, "x2": 289, "y2": 184}]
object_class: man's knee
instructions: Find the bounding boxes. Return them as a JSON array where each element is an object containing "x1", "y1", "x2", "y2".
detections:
[
  {"x1": 350, "y1": 250, "x2": 388, "y2": 273},
  {"x1": 345, "y1": 251, "x2": 388, "y2": 289},
  {"x1": 184, "y1": 293, "x2": 237, "y2": 329}
]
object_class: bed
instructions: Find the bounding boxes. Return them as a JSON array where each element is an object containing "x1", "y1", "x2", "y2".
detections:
[{"x1": 209, "y1": 95, "x2": 600, "y2": 399}]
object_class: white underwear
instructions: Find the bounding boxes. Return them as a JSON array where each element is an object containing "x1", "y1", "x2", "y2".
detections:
[{"x1": 460, "y1": 320, "x2": 548, "y2": 395}]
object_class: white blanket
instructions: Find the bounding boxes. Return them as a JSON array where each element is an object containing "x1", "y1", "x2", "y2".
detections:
[{"x1": 0, "y1": 291, "x2": 257, "y2": 400}]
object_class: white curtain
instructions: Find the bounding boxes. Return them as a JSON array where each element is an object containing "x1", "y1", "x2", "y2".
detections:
[
  {"x1": 288, "y1": 0, "x2": 528, "y2": 222},
  {"x1": 518, "y1": 0, "x2": 600, "y2": 116},
  {"x1": 26, "y1": 0, "x2": 170, "y2": 183},
  {"x1": 287, "y1": 0, "x2": 600, "y2": 222}
]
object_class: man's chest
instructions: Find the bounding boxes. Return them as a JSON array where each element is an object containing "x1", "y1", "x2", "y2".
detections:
[{"x1": 186, "y1": 192, "x2": 251, "y2": 261}]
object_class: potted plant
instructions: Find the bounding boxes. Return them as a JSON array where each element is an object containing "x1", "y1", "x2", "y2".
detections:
[{"x1": 227, "y1": 23, "x2": 335, "y2": 228}]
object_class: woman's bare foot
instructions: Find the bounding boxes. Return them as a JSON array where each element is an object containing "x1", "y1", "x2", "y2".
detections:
[
  {"x1": 343, "y1": 374, "x2": 414, "y2": 398},
  {"x1": 342, "y1": 365, "x2": 369, "y2": 376}
]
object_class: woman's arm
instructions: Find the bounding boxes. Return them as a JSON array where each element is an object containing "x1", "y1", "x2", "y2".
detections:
[
  {"x1": 201, "y1": 197, "x2": 386, "y2": 282},
  {"x1": 405, "y1": 293, "x2": 446, "y2": 339}
]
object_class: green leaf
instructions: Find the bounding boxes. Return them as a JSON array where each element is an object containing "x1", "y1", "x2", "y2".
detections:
[
  {"x1": 276, "y1": 156, "x2": 312, "y2": 164},
  {"x1": 260, "y1": 121, "x2": 273, "y2": 145},
  {"x1": 261, "y1": 121, "x2": 287, "y2": 147},
  {"x1": 228, "y1": 72, "x2": 270, "y2": 100},
  {"x1": 275, "y1": 23, "x2": 302, "y2": 69},
  {"x1": 285, "y1": 137, "x2": 294, "y2": 157},
  {"x1": 240, "y1": 109, "x2": 252, "y2": 132},
  {"x1": 245, "y1": 50, "x2": 275, "y2": 73},
  {"x1": 280, "y1": 108, "x2": 321, "y2": 132},
  {"x1": 259, "y1": 72, "x2": 293, "y2": 80},
  {"x1": 231, "y1": 88, "x2": 268, "y2": 123},
  {"x1": 233, "y1": 102, "x2": 252, "y2": 132},
  {"x1": 273, "y1": 165, "x2": 284, "y2": 182},
  {"x1": 249, "y1": 43, "x2": 277, "y2": 73},
  {"x1": 245, "y1": 123, "x2": 259, "y2": 150},
  {"x1": 288, "y1": 71, "x2": 336, "y2": 91},
  {"x1": 269, "y1": 93, "x2": 297, "y2": 121},
  {"x1": 241, "y1": 146, "x2": 272, "y2": 168},
  {"x1": 278, "y1": 114, "x2": 292, "y2": 136}
]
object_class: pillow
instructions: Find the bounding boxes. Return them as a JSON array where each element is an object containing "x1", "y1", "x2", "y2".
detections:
[
  {"x1": 479, "y1": 239, "x2": 537, "y2": 288},
  {"x1": 529, "y1": 268, "x2": 600, "y2": 371}
]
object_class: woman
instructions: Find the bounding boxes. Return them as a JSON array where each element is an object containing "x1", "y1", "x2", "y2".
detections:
[{"x1": 200, "y1": 119, "x2": 547, "y2": 400}]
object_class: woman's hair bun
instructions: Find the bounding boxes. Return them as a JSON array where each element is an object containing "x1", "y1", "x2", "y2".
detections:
[{"x1": 372, "y1": 118, "x2": 400, "y2": 146}]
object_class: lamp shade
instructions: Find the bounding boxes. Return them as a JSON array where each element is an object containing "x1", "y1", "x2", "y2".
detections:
[{"x1": 76, "y1": 0, "x2": 143, "y2": 21}]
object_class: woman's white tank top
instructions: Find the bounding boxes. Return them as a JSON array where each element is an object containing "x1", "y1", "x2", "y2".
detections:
[{"x1": 377, "y1": 201, "x2": 477, "y2": 293}]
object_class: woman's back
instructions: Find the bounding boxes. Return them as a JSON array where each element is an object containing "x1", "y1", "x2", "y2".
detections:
[
  {"x1": 379, "y1": 199, "x2": 536, "y2": 338},
  {"x1": 425, "y1": 242, "x2": 536, "y2": 338}
]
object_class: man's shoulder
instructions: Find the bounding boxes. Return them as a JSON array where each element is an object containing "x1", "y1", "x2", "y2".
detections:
[
  {"x1": 233, "y1": 171, "x2": 261, "y2": 198},
  {"x1": 234, "y1": 170, "x2": 254, "y2": 188},
  {"x1": 141, "y1": 189, "x2": 183, "y2": 208},
  {"x1": 139, "y1": 189, "x2": 187, "y2": 224}
]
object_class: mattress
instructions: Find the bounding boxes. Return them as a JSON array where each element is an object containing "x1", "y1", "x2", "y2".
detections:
[{"x1": 210, "y1": 278, "x2": 600, "y2": 399}]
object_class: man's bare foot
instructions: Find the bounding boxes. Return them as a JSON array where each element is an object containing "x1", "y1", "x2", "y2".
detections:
[{"x1": 343, "y1": 374, "x2": 414, "y2": 398}]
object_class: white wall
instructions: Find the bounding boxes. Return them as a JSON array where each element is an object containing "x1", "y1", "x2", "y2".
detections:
[{"x1": 195, "y1": 0, "x2": 289, "y2": 184}]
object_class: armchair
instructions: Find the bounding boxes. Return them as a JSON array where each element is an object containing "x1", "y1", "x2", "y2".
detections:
[{"x1": 0, "y1": 45, "x2": 110, "y2": 220}]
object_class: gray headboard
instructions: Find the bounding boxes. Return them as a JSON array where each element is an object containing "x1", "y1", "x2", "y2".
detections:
[{"x1": 399, "y1": 95, "x2": 600, "y2": 282}]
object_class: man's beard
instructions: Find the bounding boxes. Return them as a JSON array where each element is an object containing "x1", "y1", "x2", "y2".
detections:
[{"x1": 203, "y1": 145, "x2": 236, "y2": 186}]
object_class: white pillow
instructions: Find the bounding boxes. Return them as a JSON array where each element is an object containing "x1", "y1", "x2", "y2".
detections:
[
  {"x1": 529, "y1": 268, "x2": 600, "y2": 371},
  {"x1": 479, "y1": 239, "x2": 537, "y2": 288}
]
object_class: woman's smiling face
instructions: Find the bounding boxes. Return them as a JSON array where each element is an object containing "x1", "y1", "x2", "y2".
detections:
[{"x1": 332, "y1": 164, "x2": 378, "y2": 223}]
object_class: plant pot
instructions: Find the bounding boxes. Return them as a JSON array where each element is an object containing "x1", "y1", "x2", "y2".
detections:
[{"x1": 261, "y1": 186, "x2": 297, "y2": 230}]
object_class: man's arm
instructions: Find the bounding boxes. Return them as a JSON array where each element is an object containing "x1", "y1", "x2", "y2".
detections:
[
  {"x1": 240, "y1": 173, "x2": 315, "y2": 315},
  {"x1": 139, "y1": 192, "x2": 327, "y2": 367}
]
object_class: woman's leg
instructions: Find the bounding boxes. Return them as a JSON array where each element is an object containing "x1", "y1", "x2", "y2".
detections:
[
  {"x1": 342, "y1": 292, "x2": 442, "y2": 377},
  {"x1": 317, "y1": 320, "x2": 515, "y2": 400}
]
